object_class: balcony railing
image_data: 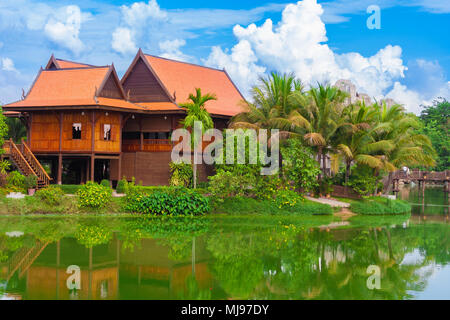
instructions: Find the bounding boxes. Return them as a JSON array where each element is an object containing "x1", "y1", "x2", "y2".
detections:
[{"x1": 122, "y1": 138, "x2": 216, "y2": 153}]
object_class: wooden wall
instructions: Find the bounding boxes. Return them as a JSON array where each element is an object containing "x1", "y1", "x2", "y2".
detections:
[
  {"x1": 30, "y1": 111, "x2": 121, "y2": 154},
  {"x1": 120, "y1": 151, "x2": 213, "y2": 186}
]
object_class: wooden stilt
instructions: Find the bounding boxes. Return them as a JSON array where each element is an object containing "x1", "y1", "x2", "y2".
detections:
[
  {"x1": 57, "y1": 153, "x2": 62, "y2": 185},
  {"x1": 90, "y1": 155, "x2": 95, "y2": 182},
  {"x1": 118, "y1": 154, "x2": 122, "y2": 181}
]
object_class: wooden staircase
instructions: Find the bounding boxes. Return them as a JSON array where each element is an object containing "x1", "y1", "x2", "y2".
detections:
[
  {"x1": 6, "y1": 138, "x2": 52, "y2": 189},
  {"x1": 6, "y1": 241, "x2": 49, "y2": 281}
]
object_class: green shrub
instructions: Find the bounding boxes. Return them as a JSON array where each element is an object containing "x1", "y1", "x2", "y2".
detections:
[
  {"x1": 126, "y1": 188, "x2": 210, "y2": 216},
  {"x1": 35, "y1": 185, "x2": 65, "y2": 206},
  {"x1": 208, "y1": 170, "x2": 256, "y2": 200},
  {"x1": 24, "y1": 175, "x2": 38, "y2": 190},
  {"x1": 281, "y1": 139, "x2": 321, "y2": 192},
  {"x1": 76, "y1": 181, "x2": 112, "y2": 209},
  {"x1": 100, "y1": 179, "x2": 111, "y2": 188},
  {"x1": 274, "y1": 189, "x2": 304, "y2": 209},
  {"x1": 116, "y1": 178, "x2": 127, "y2": 194},
  {"x1": 6, "y1": 171, "x2": 26, "y2": 192},
  {"x1": 344, "y1": 165, "x2": 383, "y2": 196},
  {"x1": 350, "y1": 197, "x2": 411, "y2": 215},
  {"x1": 169, "y1": 161, "x2": 193, "y2": 187}
]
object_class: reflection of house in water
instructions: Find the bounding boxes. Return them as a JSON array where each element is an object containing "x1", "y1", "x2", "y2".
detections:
[
  {"x1": 2, "y1": 235, "x2": 213, "y2": 300},
  {"x1": 119, "y1": 238, "x2": 214, "y2": 299},
  {"x1": 20, "y1": 238, "x2": 119, "y2": 300}
]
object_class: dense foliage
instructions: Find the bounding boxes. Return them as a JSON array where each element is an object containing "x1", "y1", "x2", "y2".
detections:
[
  {"x1": 0, "y1": 107, "x2": 8, "y2": 155},
  {"x1": 76, "y1": 181, "x2": 112, "y2": 209},
  {"x1": 419, "y1": 98, "x2": 449, "y2": 171},
  {"x1": 281, "y1": 139, "x2": 320, "y2": 192},
  {"x1": 125, "y1": 187, "x2": 210, "y2": 216},
  {"x1": 169, "y1": 161, "x2": 193, "y2": 187},
  {"x1": 35, "y1": 185, "x2": 66, "y2": 206},
  {"x1": 230, "y1": 73, "x2": 437, "y2": 197}
]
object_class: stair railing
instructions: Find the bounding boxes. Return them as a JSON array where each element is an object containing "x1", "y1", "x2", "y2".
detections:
[
  {"x1": 21, "y1": 139, "x2": 52, "y2": 187},
  {"x1": 9, "y1": 138, "x2": 36, "y2": 177}
]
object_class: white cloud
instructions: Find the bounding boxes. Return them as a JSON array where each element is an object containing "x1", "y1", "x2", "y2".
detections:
[
  {"x1": 205, "y1": 0, "x2": 448, "y2": 113},
  {"x1": 386, "y1": 82, "x2": 427, "y2": 114},
  {"x1": 206, "y1": 41, "x2": 266, "y2": 94},
  {"x1": 112, "y1": 27, "x2": 138, "y2": 55},
  {"x1": 1, "y1": 58, "x2": 16, "y2": 72},
  {"x1": 159, "y1": 39, "x2": 192, "y2": 62},
  {"x1": 44, "y1": 6, "x2": 86, "y2": 55},
  {"x1": 111, "y1": 0, "x2": 169, "y2": 56}
]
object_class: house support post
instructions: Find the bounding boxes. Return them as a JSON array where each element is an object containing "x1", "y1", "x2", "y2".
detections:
[{"x1": 57, "y1": 153, "x2": 63, "y2": 185}]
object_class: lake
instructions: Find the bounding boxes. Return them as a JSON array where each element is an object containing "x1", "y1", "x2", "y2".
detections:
[{"x1": 0, "y1": 186, "x2": 448, "y2": 300}]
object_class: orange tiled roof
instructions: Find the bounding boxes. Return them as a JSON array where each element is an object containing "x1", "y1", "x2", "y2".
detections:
[
  {"x1": 55, "y1": 59, "x2": 96, "y2": 69},
  {"x1": 138, "y1": 102, "x2": 181, "y2": 112},
  {"x1": 144, "y1": 54, "x2": 245, "y2": 117},
  {"x1": 4, "y1": 67, "x2": 145, "y2": 111}
]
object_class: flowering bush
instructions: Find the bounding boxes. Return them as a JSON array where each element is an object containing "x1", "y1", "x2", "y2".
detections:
[
  {"x1": 35, "y1": 185, "x2": 65, "y2": 205},
  {"x1": 274, "y1": 189, "x2": 304, "y2": 209},
  {"x1": 77, "y1": 181, "x2": 112, "y2": 209}
]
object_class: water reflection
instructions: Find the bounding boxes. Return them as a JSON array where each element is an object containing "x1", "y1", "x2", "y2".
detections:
[{"x1": 0, "y1": 215, "x2": 448, "y2": 300}]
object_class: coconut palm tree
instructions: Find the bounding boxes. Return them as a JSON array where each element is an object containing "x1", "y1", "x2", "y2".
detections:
[
  {"x1": 231, "y1": 72, "x2": 307, "y2": 132},
  {"x1": 335, "y1": 102, "x2": 395, "y2": 183},
  {"x1": 230, "y1": 73, "x2": 308, "y2": 174},
  {"x1": 179, "y1": 88, "x2": 216, "y2": 189},
  {"x1": 289, "y1": 84, "x2": 348, "y2": 177}
]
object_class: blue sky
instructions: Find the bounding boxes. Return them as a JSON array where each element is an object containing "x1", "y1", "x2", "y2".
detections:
[{"x1": 0, "y1": 0, "x2": 449, "y2": 113}]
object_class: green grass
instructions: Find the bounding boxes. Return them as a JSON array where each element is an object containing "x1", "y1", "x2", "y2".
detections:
[
  {"x1": 0, "y1": 195, "x2": 126, "y2": 216},
  {"x1": 212, "y1": 196, "x2": 333, "y2": 216},
  {"x1": 350, "y1": 197, "x2": 411, "y2": 215},
  {"x1": 59, "y1": 184, "x2": 82, "y2": 194}
]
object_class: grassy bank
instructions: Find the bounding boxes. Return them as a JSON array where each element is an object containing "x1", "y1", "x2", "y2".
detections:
[
  {"x1": 350, "y1": 197, "x2": 411, "y2": 215},
  {"x1": 212, "y1": 196, "x2": 333, "y2": 215},
  {"x1": 0, "y1": 189, "x2": 409, "y2": 217}
]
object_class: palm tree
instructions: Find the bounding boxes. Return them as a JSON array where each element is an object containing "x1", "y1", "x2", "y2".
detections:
[
  {"x1": 335, "y1": 102, "x2": 395, "y2": 184},
  {"x1": 289, "y1": 84, "x2": 348, "y2": 177},
  {"x1": 230, "y1": 73, "x2": 308, "y2": 174},
  {"x1": 179, "y1": 88, "x2": 216, "y2": 189},
  {"x1": 5, "y1": 117, "x2": 26, "y2": 143},
  {"x1": 231, "y1": 72, "x2": 307, "y2": 132}
]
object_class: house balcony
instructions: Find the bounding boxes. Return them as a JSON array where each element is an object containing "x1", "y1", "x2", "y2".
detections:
[{"x1": 121, "y1": 139, "x2": 214, "y2": 153}]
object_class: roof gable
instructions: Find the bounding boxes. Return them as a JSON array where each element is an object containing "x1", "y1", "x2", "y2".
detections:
[
  {"x1": 97, "y1": 66, "x2": 126, "y2": 100},
  {"x1": 121, "y1": 50, "x2": 173, "y2": 103},
  {"x1": 45, "y1": 54, "x2": 98, "y2": 70},
  {"x1": 144, "y1": 54, "x2": 245, "y2": 117}
]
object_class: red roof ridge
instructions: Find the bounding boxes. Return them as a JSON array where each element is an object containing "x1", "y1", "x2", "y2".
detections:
[
  {"x1": 144, "y1": 53, "x2": 226, "y2": 73},
  {"x1": 55, "y1": 58, "x2": 99, "y2": 68},
  {"x1": 42, "y1": 65, "x2": 110, "y2": 72}
]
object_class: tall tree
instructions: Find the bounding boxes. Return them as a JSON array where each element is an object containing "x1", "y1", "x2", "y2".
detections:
[
  {"x1": 336, "y1": 102, "x2": 395, "y2": 184},
  {"x1": 179, "y1": 88, "x2": 216, "y2": 189},
  {"x1": 5, "y1": 117, "x2": 26, "y2": 143},
  {"x1": 0, "y1": 107, "x2": 8, "y2": 155},
  {"x1": 419, "y1": 98, "x2": 449, "y2": 171},
  {"x1": 289, "y1": 84, "x2": 348, "y2": 177}
]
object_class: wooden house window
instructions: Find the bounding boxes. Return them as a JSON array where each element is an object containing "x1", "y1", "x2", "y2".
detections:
[
  {"x1": 103, "y1": 124, "x2": 112, "y2": 141},
  {"x1": 72, "y1": 123, "x2": 82, "y2": 140}
]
